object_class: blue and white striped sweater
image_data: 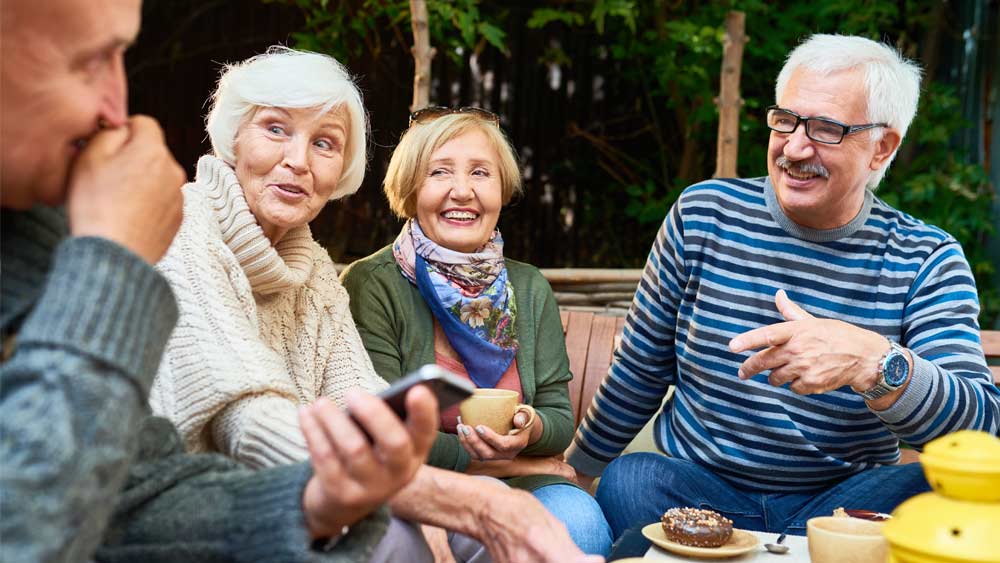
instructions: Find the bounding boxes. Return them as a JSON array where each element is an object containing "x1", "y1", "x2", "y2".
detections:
[{"x1": 566, "y1": 177, "x2": 999, "y2": 492}]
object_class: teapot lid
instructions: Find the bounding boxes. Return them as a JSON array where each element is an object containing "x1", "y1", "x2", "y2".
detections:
[{"x1": 884, "y1": 493, "x2": 1000, "y2": 562}]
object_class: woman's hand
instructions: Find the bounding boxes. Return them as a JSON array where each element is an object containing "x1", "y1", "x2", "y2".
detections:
[
  {"x1": 456, "y1": 411, "x2": 536, "y2": 461},
  {"x1": 466, "y1": 455, "x2": 578, "y2": 481},
  {"x1": 571, "y1": 472, "x2": 597, "y2": 494}
]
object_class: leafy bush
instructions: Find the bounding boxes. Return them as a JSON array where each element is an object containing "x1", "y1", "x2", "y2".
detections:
[{"x1": 270, "y1": 0, "x2": 997, "y2": 326}]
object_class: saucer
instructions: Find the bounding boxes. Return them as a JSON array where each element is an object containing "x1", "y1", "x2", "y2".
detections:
[{"x1": 641, "y1": 523, "x2": 760, "y2": 559}]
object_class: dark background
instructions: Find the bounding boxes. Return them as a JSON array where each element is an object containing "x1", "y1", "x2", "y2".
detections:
[{"x1": 125, "y1": 0, "x2": 1000, "y2": 325}]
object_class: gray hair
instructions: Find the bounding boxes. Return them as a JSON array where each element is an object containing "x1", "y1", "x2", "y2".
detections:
[
  {"x1": 205, "y1": 46, "x2": 368, "y2": 199},
  {"x1": 775, "y1": 34, "x2": 922, "y2": 190}
]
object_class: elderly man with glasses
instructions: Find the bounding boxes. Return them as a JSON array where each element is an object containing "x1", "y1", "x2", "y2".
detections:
[{"x1": 566, "y1": 34, "x2": 999, "y2": 540}]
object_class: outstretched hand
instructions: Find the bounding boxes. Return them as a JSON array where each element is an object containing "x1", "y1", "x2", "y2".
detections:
[
  {"x1": 300, "y1": 387, "x2": 439, "y2": 539},
  {"x1": 728, "y1": 290, "x2": 888, "y2": 395}
]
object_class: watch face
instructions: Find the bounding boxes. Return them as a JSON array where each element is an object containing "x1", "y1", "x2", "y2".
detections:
[{"x1": 884, "y1": 353, "x2": 909, "y2": 386}]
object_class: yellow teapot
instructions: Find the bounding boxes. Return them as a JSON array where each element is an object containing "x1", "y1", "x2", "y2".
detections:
[{"x1": 883, "y1": 431, "x2": 1000, "y2": 563}]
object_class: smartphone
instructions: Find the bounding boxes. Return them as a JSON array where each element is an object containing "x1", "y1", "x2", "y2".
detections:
[{"x1": 376, "y1": 364, "x2": 475, "y2": 420}]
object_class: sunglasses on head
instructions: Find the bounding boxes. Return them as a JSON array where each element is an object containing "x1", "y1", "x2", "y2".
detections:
[{"x1": 408, "y1": 106, "x2": 501, "y2": 127}]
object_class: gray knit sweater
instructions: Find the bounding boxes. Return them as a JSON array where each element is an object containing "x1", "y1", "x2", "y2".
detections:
[{"x1": 0, "y1": 206, "x2": 387, "y2": 563}]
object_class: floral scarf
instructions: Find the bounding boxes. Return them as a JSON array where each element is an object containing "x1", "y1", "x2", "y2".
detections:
[{"x1": 393, "y1": 219, "x2": 518, "y2": 388}]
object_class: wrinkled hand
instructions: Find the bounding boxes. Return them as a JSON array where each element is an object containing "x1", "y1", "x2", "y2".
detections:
[
  {"x1": 477, "y1": 489, "x2": 605, "y2": 563},
  {"x1": 421, "y1": 524, "x2": 456, "y2": 563},
  {"x1": 532, "y1": 456, "x2": 579, "y2": 482},
  {"x1": 728, "y1": 290, "x2": 888, "y2": 395},
  {"x1": 300, "y1": 388, "x2": 439, "y2": 539},
  {"x1": 457, "y1": 412, "x2": 533, "y2": 461},
  {"x1": 469, "y1": 455, "x2": 580, "y2": 481},
  {"x1": 67, "y1": 115, "x2": 185, "y2": 264}
]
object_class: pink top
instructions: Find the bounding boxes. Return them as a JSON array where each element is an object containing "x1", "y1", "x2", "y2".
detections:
[{"x1": 434, "y1": 330, "x2": 522, "y2": 434}]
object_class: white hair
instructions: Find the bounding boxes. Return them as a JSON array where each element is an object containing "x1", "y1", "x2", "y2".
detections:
[
  {"x1": 205, "y1": 46, "x2": 368, "y2": 199},
  {"x1": 775, "y1": 34, "x2": 922, "y2": 189}
]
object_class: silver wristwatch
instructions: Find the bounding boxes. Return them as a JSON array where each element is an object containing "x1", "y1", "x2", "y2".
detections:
[{"x1": 860, "y1": 341, "x2": 910, "y2": 400}]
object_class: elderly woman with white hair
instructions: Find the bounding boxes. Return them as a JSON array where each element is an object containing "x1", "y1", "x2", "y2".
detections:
[
  {"x1": 150, "y1": 47, "x2": 383, "y2": 467},
  {"x1": 151, "y1": 47, "x2": 604, "y2": 563}
]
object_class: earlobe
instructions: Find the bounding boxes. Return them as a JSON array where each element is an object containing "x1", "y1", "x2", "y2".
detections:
[{"x1": 870, "y1": 129, "x2": 902, "y2": 170}]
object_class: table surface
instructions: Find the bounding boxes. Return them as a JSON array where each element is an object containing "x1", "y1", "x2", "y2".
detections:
[{"x1": 641, "y1": 530, "x2": 810, "y2": 562}]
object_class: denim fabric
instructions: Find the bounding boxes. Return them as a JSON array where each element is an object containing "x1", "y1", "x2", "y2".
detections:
[
  {"x1": 533, "y1": 484, "x2": 613, "y2": 556},
  {"x1": 595, "y1": 453, "x2": 930, "y2": 539}
]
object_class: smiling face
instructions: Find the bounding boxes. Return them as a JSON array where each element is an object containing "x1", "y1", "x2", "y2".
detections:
[
  {"x1": 415, "y1": 128, "x2": 503, "y2": 253},
  {"x1": 766, "y1": 67, "x2": 899, "y2": 229},
  {"x1": 1, "y1": 0, "x2": 140, "y2": 209},
  {"x1": 233, "y1": 106, "x2": 349, "y2": 243}
]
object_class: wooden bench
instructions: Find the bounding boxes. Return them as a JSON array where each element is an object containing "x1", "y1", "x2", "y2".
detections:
[
  {"x1": 560, "y1": 310, "x2": 626, "y2": 426},
  {"x1": 984, "y1": 330, "x2": 1000, "y2": 383},
  {"x1": 559, "y1": 309, "x2": 1000, "y2": 462}
]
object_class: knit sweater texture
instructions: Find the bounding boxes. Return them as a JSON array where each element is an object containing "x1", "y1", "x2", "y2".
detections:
[
  {"x1": 566, "y1": 177, "x2": 1000, "y2": 492},
  {"x1": 151, "y1": 155, "x2": 386, "y2": 469},
  {"x1": 0, "y1": 206, "x2": 387, "y2": 562},
  {"x1": 341, "y1": 245, "x2": 575, "y2": 491}
]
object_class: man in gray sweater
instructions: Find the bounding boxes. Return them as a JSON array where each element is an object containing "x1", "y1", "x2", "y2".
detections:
[{"x1": 0, "y1": 1, "x2": 439, "y2": 561}]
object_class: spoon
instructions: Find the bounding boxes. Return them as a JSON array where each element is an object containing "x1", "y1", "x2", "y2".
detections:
[{"x1": 764, "y1": 532, "x2": 789, "y2": 554}]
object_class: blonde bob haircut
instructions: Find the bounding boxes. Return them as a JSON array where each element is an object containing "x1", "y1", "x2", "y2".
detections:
[
  {"x1": 205, "y1": 46, "x2": 368, "y2": 200},
  {"x1": 383, "y1": 113, "x2": 522, "y2": 219}
]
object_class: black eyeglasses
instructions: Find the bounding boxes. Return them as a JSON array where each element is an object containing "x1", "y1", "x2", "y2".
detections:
[
  {"x1": 765, "y1": 105, "x2": 888, "y2": 145},
  {"x1": 408, "y1": 106, "x2": 501, "y2": 127}
]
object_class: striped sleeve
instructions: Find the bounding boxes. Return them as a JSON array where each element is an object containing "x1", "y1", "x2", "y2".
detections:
[
  {"x1": 875, "y1": 239, "x2": 1000, "y2": 442},
  {"x1": 566, "y1": 176, "x2": 1000, "y2": 488},
  {"x1": 565, "y1": 202, "x2": 686, "y2": 476}
]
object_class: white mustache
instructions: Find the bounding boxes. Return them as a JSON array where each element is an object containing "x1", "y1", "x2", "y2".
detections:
[{"x1": 776, "y1": 155, "x2": 829, "y2": 178}]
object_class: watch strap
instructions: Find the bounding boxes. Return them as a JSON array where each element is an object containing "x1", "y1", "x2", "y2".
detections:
[{"x1": 860, "y1": 341, "x2": 906, "y2": 401}]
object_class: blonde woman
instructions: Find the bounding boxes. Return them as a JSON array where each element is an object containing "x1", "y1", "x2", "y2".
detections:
[{"x1": 342, "y1": 107, "x2": 613, "y2": 557}]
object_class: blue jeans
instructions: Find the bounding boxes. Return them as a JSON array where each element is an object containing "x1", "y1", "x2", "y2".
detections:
[
  {"x1": 533, "y1": 484, "x2": 613, "y2": 556},
  {"x1": 595, "y1": 453, "x2": 930, "y2": 539}
]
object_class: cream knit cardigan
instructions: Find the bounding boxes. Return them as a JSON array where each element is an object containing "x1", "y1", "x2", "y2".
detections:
[{"x1": 150, "y1": 155, "x2": 387, "y2": 469}]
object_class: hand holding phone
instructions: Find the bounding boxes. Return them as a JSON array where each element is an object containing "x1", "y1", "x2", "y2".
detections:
[
  {"x1": 376, "y1": 364, "x2": 475, "y2": 420},
  {"x1": 346, "y1": 365, "x2": 473, "y2": 442},
  {"x1": 300, "y1": 389, "x2": 438, "y2": 538}
]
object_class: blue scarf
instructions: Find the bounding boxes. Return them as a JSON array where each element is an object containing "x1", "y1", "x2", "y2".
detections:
[{"x1": 393, "y1": 220, "x2": 518, "y2": 388}]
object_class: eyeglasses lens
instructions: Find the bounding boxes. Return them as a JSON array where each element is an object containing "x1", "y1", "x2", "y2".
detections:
[
  {"x1": 767, "y1": 108, "x2": 844, "y2": 144},
  {"x1": 805, "y1": 120, "x2": 845, "y2": 144},
  {"x1": 767, "y1": 108, "x2": 798, "y2": 133}
]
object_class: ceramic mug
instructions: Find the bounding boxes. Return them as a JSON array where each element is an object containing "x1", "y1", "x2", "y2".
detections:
[
  {"x1": 807, "y1": 516, "x2": 888, "y2": 563},
  {"x1": 458, "y1": 389, "x2": 536, "y2": 435}
]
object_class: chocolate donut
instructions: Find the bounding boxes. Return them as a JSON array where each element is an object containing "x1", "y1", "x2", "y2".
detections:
[{"x1": 660, "y1": 507, "x2": 734, "y2": 548}]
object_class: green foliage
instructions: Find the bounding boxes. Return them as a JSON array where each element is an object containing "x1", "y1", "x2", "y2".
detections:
[
  {"x1": 266, "y1": 0, "x2": 508, "y2": 63},
  {"x1": 429, "y1": 0, "x2": 508, "y2": 58},
  {"x1": 521, "y1": 0, "x2": 996, "y2": 325},
  {"x1": 590, "y1": 0, "x2": 637, "y2": 34},
  {"x1": 878, "y1": 84, "x2": 997, "y2": 322},
  {"x1": 526, "y1": 8, "x2": 585, "y2": 29},
  {"x1": 270, "y1": 0, "x2": 997, "y2": 326}
]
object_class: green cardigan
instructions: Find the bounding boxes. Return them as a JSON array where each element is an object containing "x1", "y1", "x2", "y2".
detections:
[{"x1": 341, "y1": 246, "x2": 575, "y2": 491}]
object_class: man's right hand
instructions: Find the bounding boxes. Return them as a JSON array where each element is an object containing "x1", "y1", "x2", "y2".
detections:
[
  {"x1": 299, "y1": 387, "x2": 438, "y2": 540},
  {"x1": 67, "y1": 115, "x2": 185, "y2": 264}
]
